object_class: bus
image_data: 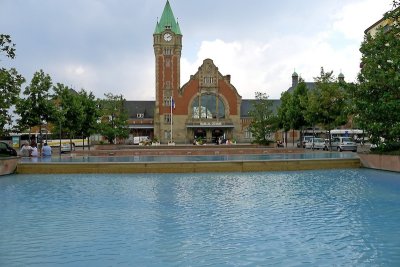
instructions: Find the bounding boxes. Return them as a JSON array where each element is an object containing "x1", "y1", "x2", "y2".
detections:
[
  {"x1": 9, "y1": 132, "x2": 86, "y2": 149},
  {"x1": 329, "y1": 129, "x2": 365, "y2": 143}
]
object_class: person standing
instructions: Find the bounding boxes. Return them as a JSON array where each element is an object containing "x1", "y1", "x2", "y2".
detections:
[
  {"x1": 42, "y1": 143, "x2": 52, "y2": 156},
  {"x1": 30, "y1": 143, "x2": 38, "y2": 157},
  {"x1": 20, "y1": 141, "x2": 32, "y2": 157}
]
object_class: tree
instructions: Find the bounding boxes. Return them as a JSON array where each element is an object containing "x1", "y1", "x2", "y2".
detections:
[
  {"x1": 277, "y1": 90, "x2": 292, "y2": 146},
  {"x1": 248, "y1": 92, "x2": 277, "y2": 145},
  {"x1": 277, "y1": 78, "x2": 309, "y2": 146},
  {"x1": 0, "y1": 34, "x2": 25, "y2": 135},
  {"x1": 53, "y1": 83, "x2": 84, "y2": 143},
  {"x1": 78, "y1": 89, "x2": 100, "y2": 148},
  {"x1": 15, "y1": 70, "x2": 54, "y2": 141},
  {"x1": 98, "y1": 93, "x2": 129, "y2": 144},
  {"x1": 291, "y1": 80, "x2": 309, "y2": 144},
  {"x1": 305, "y1": 68, "x2": 348, "y2": 149},
  {"x1": 0, "y1": 34, "x2": 16, "y2": 59},
  {"x1": 353, "y1": 5, "x2": 400, "y2": 151}
]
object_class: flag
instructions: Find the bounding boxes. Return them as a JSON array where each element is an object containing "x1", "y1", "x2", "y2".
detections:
[{"x1": 171, "y1": 97, "x2": 176, "y2": 109}]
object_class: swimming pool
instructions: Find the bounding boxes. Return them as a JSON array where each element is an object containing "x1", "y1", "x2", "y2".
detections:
[{"x1": 0, "y1": 169, "x2": 399, "y2": 266}]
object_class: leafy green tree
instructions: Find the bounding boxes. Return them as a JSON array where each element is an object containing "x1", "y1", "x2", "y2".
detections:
[
  {"x1": 0, "y1": 34, "x2": 25, "y2": 135},
  {"x1": 353, "y1": 5, "x2": 400, "y2": 150},
  {"x1": 0, "y1": 34, "x2": 15, "y2": 59},
  {"x1": 277, "y1": 90, "x2": 292, "y2": 146},
  {"x1": 78, "y1": 89, "x2": 100, "y2": 149},
  {"x1": 304, "y1": 68, "x2": 348, "y2": 149},
  {"x1": 292, "y1": 80, "x2": 309, "y2": 144},
  {"x1": 248, "y1": 92, "x2": 277, "y2": 145},
  {"x1": 98, "y1": 93, "x2": 129, "y2": 144},
  {"x1": 53, "y1": 83, "x2": 84, "y2": 144},
  {"x1": 278, "y1": 78, "x2": 309, "y2": 146},
  {"x1": 316, "y1": 69, "x2": 347, "y2": 130},
  {"x1": 16, "y1": 70, "x2": 55, "y2": 141}
]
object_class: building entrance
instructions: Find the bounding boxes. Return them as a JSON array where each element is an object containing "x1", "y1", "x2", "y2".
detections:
[
  {"x1": 194, "y1": 129, "x2": 206, "y2": 142},
  {"x1": 212, "y1": 129, "x2": 224, "y2": 144}
]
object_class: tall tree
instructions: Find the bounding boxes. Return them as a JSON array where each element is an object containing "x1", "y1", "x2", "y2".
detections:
[
  {"x1": 278, "y1": 78, "x2": 309, "y2": 146},
  {"x1": 78, "y1": 89, "x2": 100, "y2": 148},
  {"x1": 0, "y1": 34, "x2": 25, "y2": 135},
  {"x1": 53, "y1": 83, "x2": 84, "y2": 143},
  {"x1": 16, "y1": 70, "x2": 54, "y2": 141},
  {"x1": 305, "y1": 68, "x2": 348, "y2": 149},
  {"x1": 277, "y1": 90, "x2": 292, "y2": 146},
  {"x1": 98, "y1": 93, "x2": 129, "y2": 144},
  {"x1": 291, "y1": 80, "x2": 309, "y2": 143},
  {"x1": 248, "y1": 92, "x2": 277, "y2": 145},
  {"x1": 353, "y1": 5, "x2": 400, "y2": 150}
]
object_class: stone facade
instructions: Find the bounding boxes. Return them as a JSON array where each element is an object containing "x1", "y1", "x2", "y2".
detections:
[
  {"x1": 152, "y1": 2, "x2": 244, "y2": 144},
  {"x1": 125, "y1": 1, "x2": 297, "y2": 145}
]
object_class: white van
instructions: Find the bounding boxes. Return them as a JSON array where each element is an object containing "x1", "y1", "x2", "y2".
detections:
[
  {"x1": 327, "y1": 137, "x2": 357, "y2": 152},
  {"x1": 297, "y1": 136, "x2": 314, "y2": 148}
]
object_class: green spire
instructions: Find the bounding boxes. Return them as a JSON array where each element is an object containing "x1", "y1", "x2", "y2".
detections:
[{"x1": 154, "y1": 0, "x2": 182, "y2": 35}]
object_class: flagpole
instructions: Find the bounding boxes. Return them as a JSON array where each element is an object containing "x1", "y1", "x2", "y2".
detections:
[{"x1": 170, "y1": 96, "x2": 173, "y2": 143}]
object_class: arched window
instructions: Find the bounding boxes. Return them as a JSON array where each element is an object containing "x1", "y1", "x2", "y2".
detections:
[{"x1": 191, "y1": 94, "x2": 225, "y2": 119}]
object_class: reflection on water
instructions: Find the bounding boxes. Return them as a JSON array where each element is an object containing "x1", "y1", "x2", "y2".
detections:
[
  {"x1": 0, "y1": 169, "x2": 399, "y2": 266},
  {"x1": 19, "y1": 152, "x2": 358, "y2": 163}
]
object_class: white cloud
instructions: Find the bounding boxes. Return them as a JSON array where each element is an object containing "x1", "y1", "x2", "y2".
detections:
[
  {"x1": 74, "y1": 66, "x2": 85, "y2": 75},
  {"x1": 332, "y1": 0, "x2": 393, "y2": 41},
  {"x1": 181, "y1": 0, "x2": 394, "y2": 100},
  {"x1": 48, "y1": 56, "x2": 154, "y2": 100}
]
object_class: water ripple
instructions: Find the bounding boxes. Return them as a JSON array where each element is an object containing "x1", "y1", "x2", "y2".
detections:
[{"x1": 1, "y1": 169, "x2": 400, "y2": 266}]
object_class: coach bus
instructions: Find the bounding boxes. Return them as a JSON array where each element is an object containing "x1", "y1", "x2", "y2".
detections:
[
  {"x1": 8, "y1": 132, "x2": 85, "y2": 148},
  {"x1": 329, "y1": 129, "x2": 365, "y2": 142}
]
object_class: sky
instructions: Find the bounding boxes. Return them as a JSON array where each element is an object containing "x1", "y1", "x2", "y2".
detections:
[{"x1": 0, "y1": 0, "x2": 395, "y2": 100}]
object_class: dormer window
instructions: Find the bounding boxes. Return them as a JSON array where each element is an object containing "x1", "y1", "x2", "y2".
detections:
[
  {"x1": 204, "y1": 77, "x2": 215, "y2": 84},
  {"x1": 165, "y1": 25, "x2": 171, "y2": 30}
]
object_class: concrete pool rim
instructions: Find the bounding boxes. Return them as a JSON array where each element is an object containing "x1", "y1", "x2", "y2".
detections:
[{"x1": 16, "y1": 157, "x2": 361, "y2": 174}]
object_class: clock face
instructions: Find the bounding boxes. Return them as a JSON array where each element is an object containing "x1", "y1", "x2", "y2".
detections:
[{"x1": 163, "y1": 33, "x2": 172, "y2": 42}]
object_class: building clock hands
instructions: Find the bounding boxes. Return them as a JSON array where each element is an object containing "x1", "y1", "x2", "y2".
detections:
[{"x1": 163, "y1": 33, "x2": 172, "y2": 41}]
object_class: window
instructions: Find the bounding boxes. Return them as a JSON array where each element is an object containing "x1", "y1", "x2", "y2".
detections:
[
  {"x1": 245, "y1": 128, "x2": 253, "y2": 139},
  {"x1": 163, "y1": 48, "x2": 173, "y2": 55},
  {"x1": 165, "y1": 81, "x2": 171, "y2": 89},
  {"x1": 164, "y1": 130, "x2": 171, "y2": 140},
  {"x1": 165, "y1": 58, "x2": 171, "y2": 67},
  {"x1": 203, "y1": 77, "x2": 215, "y2": 84},
  {"x1": 191, "y1": 94, "x2": 225, "y2": 119},
  {"x1": 163, "y1": 96, "x2": 171, "y2": 106},
  {"x1": 137, "y1": 113, "x2": 144, "y2": 119},
  {"x1": 164, "y1": 114, "x2": 171, "y2": 123}
]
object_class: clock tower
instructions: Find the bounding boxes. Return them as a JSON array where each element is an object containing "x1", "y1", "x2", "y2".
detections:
[{"x1": 153, "y1": 0, "x2": 182, "y2": 142}]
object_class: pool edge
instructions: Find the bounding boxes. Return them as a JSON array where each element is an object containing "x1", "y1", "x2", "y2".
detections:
[{"x1": 16, "y1": 158, "x2": 361, "y2": 174}]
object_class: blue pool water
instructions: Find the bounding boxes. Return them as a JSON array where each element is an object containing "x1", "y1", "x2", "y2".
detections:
[
  {"x1": 0, "y1": 169, "x2": 399, "y2": 266},
  {"x1": 19, "y1": 152, "x2": 357, "y2": 163}
]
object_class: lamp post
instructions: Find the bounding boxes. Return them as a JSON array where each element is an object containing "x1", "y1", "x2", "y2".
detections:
[
  {"x1": 112, "y1": 113, "x2": 115, "y2": 144},
  {"x1": 59, "y1": 106, "x2": 63, "y2": 156}
]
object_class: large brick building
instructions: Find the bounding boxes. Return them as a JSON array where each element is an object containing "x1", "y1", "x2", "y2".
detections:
[{"x1": 125, "y1": 1, "x2": 285, "y2": 144}]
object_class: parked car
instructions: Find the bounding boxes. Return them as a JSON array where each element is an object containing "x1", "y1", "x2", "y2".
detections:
[
  {"x1": 297, "y1": 136, "x2": 314, "y2": 148},
  {"x1": 0, "y1": 141, "x2": 17, "y2": 156},
  {"x1": 305, "y1": 137, "x2": 326, "y2": 150},
  {"x1": 61, "y1": 143, "x2": 75, "y2": 153},
  {"x1": 327, "y1": 137, "x2": 357, "y2": 152}
]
